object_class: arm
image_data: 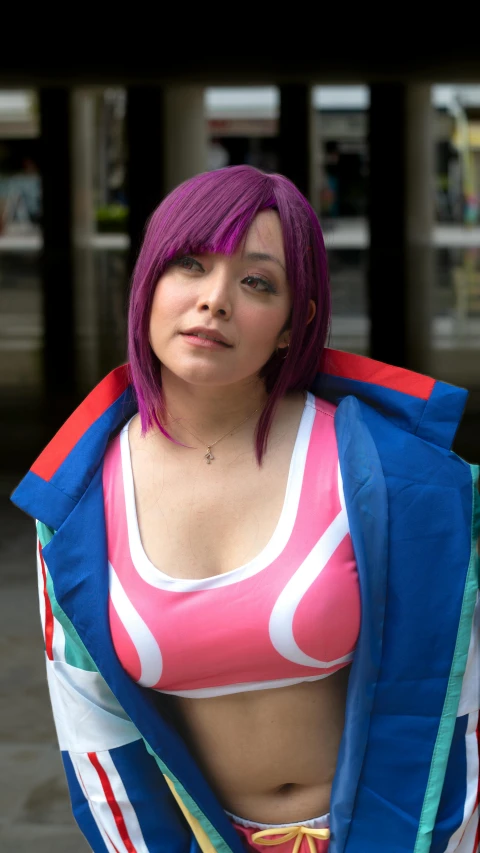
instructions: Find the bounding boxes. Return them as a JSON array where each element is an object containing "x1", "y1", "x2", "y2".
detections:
[{"x1": 36, "y1": 521, "x2": 193, "y2": 853}]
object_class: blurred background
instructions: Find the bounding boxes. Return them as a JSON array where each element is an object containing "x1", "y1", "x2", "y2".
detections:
[{"x1": 1, "y1": 55, "x2": 480, "y2": 850}]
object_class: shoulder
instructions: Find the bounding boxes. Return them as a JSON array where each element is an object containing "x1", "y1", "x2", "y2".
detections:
[
  {"x1": 125, "y1": 412, "x2": 142, "y2": 446},
  {"x1": 306, "y1": 393, "x2": 337, "y2": 420}
]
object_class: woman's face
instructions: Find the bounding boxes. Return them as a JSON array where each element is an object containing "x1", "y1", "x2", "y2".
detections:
[{"x1": 149, "y1": 210, "x2": 295, "y2": 390}]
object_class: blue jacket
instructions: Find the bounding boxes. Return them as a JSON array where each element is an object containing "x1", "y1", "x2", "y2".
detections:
[{"x1": 11, "y1": 349, "x2": 480, "y2": 853}]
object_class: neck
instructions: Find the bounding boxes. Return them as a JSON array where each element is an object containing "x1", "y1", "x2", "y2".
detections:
[{"x1": 157, "y1": 366, "x2": 269, "y2": 445}]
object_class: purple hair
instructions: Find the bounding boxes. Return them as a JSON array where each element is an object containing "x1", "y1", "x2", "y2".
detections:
[{"x1": 128, "y1": 165, "x2": 331, "y2": 465}]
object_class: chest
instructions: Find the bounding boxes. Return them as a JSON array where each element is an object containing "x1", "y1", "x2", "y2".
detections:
[{"x1": 132, "y1": 438, "x2": 293, "y2": 579}]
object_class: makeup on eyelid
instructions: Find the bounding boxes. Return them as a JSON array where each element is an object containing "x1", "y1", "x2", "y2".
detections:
[{"x1": 173, "y1": 256, "x2": 279, "y2": 294}]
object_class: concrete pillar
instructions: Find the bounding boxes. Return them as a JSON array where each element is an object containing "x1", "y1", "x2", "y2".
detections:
[
  {"x1": 164, "y1": 85, "x2": 207, "y2": 194},
  {"x1": 71, "y1": 89, "x2": 97, "y2": 394},
  {"x1": 368, "y1": 82, "x2": 434, "y2": 371},
  {"x1": 39, "y1": 88, "x2": 76, "y2": 416},
  {"x1": 405, "y1": 85, "x2": 434, "y2": 374}
]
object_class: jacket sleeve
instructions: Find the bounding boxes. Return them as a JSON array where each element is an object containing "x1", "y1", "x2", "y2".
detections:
[
  {"x1": 36, "y1": 521, "x2": 194, "y2": 853},
  {"x1": 433, "y1": 590, "x2": 479, "y2": 853}
]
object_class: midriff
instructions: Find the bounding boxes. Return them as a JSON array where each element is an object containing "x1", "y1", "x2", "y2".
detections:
[{"x1": 164, "y1": 666, "x2": 350, "y2": 823}]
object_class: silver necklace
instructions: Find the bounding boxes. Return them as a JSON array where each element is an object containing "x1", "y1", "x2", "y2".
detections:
[{"x1": 165, "y1": 405, "x2": 261, "y2": 464}]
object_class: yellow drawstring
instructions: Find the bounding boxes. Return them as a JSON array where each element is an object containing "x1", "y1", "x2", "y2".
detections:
[{"x1": 251, "y1": 825, "x2": 330, "y2": 853}]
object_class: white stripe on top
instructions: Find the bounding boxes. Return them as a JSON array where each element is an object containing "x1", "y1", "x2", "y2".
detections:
[
  {"x1": 109, "y1": 561, "x2": 163, "y2": 687},
  {"x1": 268, "y1": 463, "x2": 351, "y2": 669}
]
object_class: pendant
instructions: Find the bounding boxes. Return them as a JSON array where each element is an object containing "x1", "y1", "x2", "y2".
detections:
[{"x1": 204, "y1": 447, "x2": 215, "y2": 464}]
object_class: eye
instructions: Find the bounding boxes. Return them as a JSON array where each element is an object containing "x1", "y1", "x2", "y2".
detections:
[
  {"x1": 242, "y1": 275, "x2": 276, "y2": 294},
  {"x1": 174, "y1": 256, "x2": 203, "y2": 272}
]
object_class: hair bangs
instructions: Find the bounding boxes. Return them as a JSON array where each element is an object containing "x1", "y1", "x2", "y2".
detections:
[{"x1": 161, "y1": 172, "x2": 277, "y2": 264}]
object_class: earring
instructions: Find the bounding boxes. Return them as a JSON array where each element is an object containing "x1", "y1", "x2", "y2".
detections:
[{"x1": 277, "y1": 345, "x2": 289, "y2": 360}]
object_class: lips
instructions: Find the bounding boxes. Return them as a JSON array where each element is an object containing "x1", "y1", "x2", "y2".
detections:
[{"x1": 182, "y1": 328, "x2": 232, "y2": 346}]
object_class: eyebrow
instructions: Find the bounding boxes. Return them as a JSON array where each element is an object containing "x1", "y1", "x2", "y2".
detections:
[{"x1": 244, "y1": 252, "x2": 286, "y2": 273}]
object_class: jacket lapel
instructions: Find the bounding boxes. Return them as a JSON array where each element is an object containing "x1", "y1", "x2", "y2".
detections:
[{"x1": 328, "y1": 397, "x2": 389, "y2": 853}]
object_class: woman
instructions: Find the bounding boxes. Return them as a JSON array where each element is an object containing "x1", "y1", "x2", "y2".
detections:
[{"x1": 11, "y1": 166, "x2": 479, "y2": 853}]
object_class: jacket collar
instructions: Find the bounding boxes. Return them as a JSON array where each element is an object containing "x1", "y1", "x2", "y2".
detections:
[{"x1": 11, "y1": 348, "x2": 468, "y2": 530}]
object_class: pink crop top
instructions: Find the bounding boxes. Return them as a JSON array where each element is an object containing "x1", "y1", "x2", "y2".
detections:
[{"x1": 103, "y1": 393, "x2": 360, "y2": 698}]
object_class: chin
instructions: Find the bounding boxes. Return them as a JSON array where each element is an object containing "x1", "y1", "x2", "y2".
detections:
[
  {"x1": 165, "y1": 363, "x2": 265, "y2": 389},
  {"x1": 162, "y1": 364, "x2": 234, "y2": 386}
]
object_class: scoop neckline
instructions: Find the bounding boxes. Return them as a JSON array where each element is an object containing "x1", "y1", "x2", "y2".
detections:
[{"x1": 119, "y1": 392, "x2": 317, "y2": 591}]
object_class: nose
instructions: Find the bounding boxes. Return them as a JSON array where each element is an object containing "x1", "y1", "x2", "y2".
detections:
[{"x1": 197, "y1": 266, "x2": 232, "y2": 319}]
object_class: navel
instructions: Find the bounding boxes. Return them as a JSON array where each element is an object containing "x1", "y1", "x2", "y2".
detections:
[{"x1": 276, "y1": 782, "x2": 297, "y2": 795}]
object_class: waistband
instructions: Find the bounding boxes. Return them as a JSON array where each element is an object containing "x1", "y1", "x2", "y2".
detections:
[{"x1": 225, "y1": 809, "x2": 330, "y2": 829}]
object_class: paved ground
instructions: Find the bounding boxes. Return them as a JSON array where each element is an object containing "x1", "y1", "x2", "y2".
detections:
[{"x1": 0, "y1": 476, "x2": 90, "y2": 852}]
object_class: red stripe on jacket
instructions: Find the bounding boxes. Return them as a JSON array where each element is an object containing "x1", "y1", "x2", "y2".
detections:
[
  {"x1": 77, "y1": 764, "x2": 122, "y2": 853},
  {"x1": 88, "y1": 752, "x2": 137, "y2": 853},
  {"x1": 39, "y1": 540, "x2": 54, "y2": 661},
  {"x1": 320, "y1": 348, "x2": 435, "y2": 400}
]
